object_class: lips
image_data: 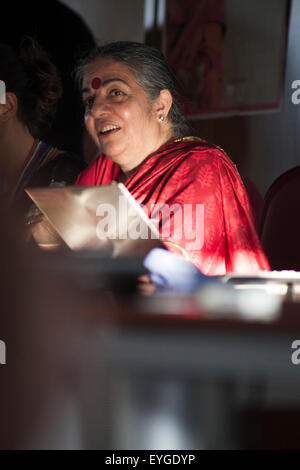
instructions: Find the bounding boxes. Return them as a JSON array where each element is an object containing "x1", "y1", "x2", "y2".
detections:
[{"x1": 98, "y1": 124, "x2": 121, "y2": 137}]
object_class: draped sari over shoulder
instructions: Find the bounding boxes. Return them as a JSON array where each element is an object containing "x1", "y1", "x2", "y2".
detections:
[{"x1": 76, "y1": 138, "x2": 270, "y2": 275}]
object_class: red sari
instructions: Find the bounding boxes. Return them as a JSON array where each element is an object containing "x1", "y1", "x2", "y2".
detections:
[{"x1": 76, "y1": 138, "x2": 270, "y2": 275}]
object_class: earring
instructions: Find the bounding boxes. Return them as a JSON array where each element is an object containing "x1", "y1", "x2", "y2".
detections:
[{"x1": 158, "y1": 116, "x2": 164, "y2": 123}]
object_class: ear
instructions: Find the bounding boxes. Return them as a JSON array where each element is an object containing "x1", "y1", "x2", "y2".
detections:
[
  {"x1": 154, "y1": 89, "x2": 173, "y2": 121},
  {"x1": 0, "y1": 92, "x2": 18, "y2": 122}
]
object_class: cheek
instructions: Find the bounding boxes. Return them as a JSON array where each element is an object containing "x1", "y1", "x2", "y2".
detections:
[
  {"x1": 84, "y1": 116, "x2": 100, "y2": 146},
  {"x1": 122, "y1": 105, "x2": 150, "y2": 135},
  {"x1": 84, "y1": 115, "x2": 94, "y2": 133},
  {"x1": 121, "y1": 107, "x2": 133, "y2": 125}
]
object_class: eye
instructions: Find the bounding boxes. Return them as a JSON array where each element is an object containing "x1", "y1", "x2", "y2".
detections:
[
  {"x1": 84, "y1": 96, "x2": 95, "y2": 110},
  {"x1": 110, "y1": 89, "x2": 124, "y2": 98}
]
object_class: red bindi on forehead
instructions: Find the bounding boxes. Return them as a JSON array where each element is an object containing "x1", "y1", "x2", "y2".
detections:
[{"x1": 91, "y1": 77, "x2": 101, "y2": 89}]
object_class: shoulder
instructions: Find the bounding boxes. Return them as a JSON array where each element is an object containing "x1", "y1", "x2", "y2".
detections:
[
  {"x1": 166, "y1": 137, "x2": 236, "y2": 172},
  {"x1": 154, "y1": 137, "x2": 245, "y2": 197},
  {"x1": 173, "y1": 139, "x2": 249, "y2": 206}
]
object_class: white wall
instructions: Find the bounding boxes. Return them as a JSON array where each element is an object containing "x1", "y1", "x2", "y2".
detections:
[
  {"x1": 240, "y1": 0, "x2": 300, "y2": 193},
  {"x1": 60, "y1": 0, "x2": 144, "y2": 43}
]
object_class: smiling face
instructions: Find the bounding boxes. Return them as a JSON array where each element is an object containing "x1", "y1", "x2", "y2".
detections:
[{"x1": 82, "y1": 59, "x2": 173, "y2": 174}]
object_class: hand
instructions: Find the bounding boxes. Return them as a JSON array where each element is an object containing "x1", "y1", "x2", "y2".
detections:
[
  {"x1": 25, "y1": 204, "x2": 44, "y2": 227},
  {"x1": 25, "y1": 204, "x2": 62, "y2": 249}
]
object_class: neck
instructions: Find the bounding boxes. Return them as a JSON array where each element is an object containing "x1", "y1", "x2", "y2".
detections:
[
  {"x1": 0, "y1": 120, "x2": 35, "y2": 193},
  {"x1": 121, "y1": 126, "x2": 175, "y2": 178}
]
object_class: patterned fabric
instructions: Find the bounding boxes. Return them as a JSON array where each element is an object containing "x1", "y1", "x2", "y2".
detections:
[
  {"x1": 11, "y1": 139, "x2": 85, "y2": 221},
  {"x1": 76, "y1": 138, "x2": 270, "y2": 275},
  {"x1": 13, "y1": 139, "x2": 60, "y2": 201}
]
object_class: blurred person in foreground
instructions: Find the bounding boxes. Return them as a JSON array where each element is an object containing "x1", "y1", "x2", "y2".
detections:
[
  {"x1": 0, "y1": 37, "x2": 85, "y2": 225},
  {"x1": 75, "y1": 41, "x2": 269, "y2": 275},
  {"x1": 0, "y1": 218, "x2": 89, "y2": 449}
]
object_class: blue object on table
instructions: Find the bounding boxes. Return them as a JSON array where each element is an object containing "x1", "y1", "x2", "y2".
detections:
[{"x1": 143, "y1": 248, "x2": 218, "y2": 293}]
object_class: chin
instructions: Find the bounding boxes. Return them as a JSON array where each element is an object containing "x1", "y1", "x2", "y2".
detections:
[
  {"x1": 103, "y1": 146, "x2": 129, "y2": 165},
  {"x1": 107, "y1": 154, "x2": 127, "y2": 167}
]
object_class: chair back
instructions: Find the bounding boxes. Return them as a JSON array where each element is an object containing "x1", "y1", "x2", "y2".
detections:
[{"x1": 260, "y1": 166, "x2": 300, "y2": 270}]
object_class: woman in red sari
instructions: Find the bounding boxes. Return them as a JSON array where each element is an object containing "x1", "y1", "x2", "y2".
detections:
[{"x1": 75, "y1": 42, "x2": 269, "y2": 275}]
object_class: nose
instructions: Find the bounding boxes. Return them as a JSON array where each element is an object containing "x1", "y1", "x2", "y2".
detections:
[{"x1": 90, "y1": 94, "x2": 111, "y2": 118}]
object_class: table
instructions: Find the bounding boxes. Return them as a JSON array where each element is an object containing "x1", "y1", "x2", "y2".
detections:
[{"x1": 78, "y1": 300, "x2": 300, "y2": 449}]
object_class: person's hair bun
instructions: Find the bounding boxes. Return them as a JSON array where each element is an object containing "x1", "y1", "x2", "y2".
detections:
[
  {"x1": 0, "y1": 37, "x2": 63, "y2": 136},
  {"x1": 16, "y1": 36, "x2": 62, "y2": 135}
]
